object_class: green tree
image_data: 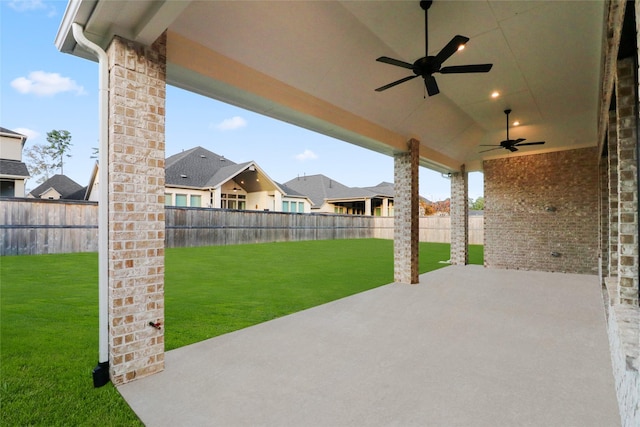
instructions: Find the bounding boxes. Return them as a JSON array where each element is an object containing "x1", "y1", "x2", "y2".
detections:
[
  {"x1": 471, "y1": 196, "x2": 485, "y2": 210},
  {"x1": 46, "y1": 130, "x2": 73, "y2": 174}
]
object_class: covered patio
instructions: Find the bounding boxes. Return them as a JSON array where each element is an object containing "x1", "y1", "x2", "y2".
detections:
[
  {"x1": 118, "y1": 266, "x2": 619, "y2": 426},
  {"x1": 55, "y1": 1, "x2": 639, "y2": 424}
]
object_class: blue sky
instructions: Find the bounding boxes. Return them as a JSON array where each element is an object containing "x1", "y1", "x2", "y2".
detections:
[{"x1": 1, "y1": 0, "x2": 483, "y2": 201}]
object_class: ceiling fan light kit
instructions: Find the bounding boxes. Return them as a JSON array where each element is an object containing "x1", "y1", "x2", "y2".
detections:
[{"x1": 375, "y1": 0, "x2": 493, "y2": 97}]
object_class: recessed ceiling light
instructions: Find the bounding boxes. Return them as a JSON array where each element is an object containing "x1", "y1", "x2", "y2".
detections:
[
  {"x1": 491, "y1": 91, "x2": 500, "y2": 98},
  {"x1": 513, "y1": 121, "x2": 520, "y2": 126}
]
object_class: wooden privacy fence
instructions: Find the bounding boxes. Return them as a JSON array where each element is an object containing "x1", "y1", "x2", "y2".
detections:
[
  {"x1": 166, "y1": 207, "x2": 374, "y2": 246},
  {"x1": 373, "y1": 216, "x2": 484, "y2": 245},
  {"x1": 0, "y1": 198, "x2": 99, "y2": 255},
  {"x1": 0, "y1": 199, "x2": 483, "y2": 255}
]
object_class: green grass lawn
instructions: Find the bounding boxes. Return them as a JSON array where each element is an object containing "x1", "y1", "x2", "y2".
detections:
[{"x1": 1, "y1": 239, "x2": 482, "y2": 425}]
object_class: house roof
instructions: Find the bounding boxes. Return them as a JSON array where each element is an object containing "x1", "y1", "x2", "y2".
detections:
[
  {"x1": 0, "y1": 159, "x2": 30, "y2": 178},
  {"x1": 276, "y1": 182, "x2": 308, "y2": 199},
  {"x1": 165, "y1": 146, "x2": 281, "y2": 193},
  {"x1": 361, "y1": 181, "x2": 395, "y2": 198},
  {"x1": 0, "y1": 127, "x2": 27, "y2": 139},
  {"x1": 165, "y1": 146, "x2": 235, "y2": 188},
  {"x1": 29, "y1": 174, "x2": 83, "y2": 199},
  {"x1": 283, "y1": 174, "x2": 393, "y2": 208}
]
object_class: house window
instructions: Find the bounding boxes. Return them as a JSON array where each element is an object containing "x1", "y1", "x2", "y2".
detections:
[
  {"x1": 221, "y1": 193, "x2": 246, "y2": 210},
  {"x1": 190, "y1": 195, "x2": 201, "y2": 207},
  {"x1": 334, "y1": 206, "x2": 345, "y2": 214},
  {"x1": 282, "y1": 201, "x2": 289, "y2": 212},
  {"x1": 298, "y1": 203, "x2": 304, "y2": 213},
  {"x1": 1, "y1": 180, "x2": 15, "y2": 197},
  {"x1": 175, "y1": 194, "x2": 187, "y2": 207},
  {"x1": 164, "y1": 193, "x2": 172, "y2": 206}
]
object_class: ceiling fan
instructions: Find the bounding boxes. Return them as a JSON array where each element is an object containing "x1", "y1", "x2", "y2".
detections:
[
  {"x1": 479, "y1": 109, "x2": 546, "y2": 153},
  {"x1": 375, "y1": 0, "x2": 493, "y2": 96}
]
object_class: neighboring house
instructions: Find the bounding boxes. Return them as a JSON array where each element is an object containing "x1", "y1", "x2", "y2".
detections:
[
  {"x1": 0, "y1": 127, "x2": 30, "y2": 197},
  {"x1": 283, "y1": 174, "x2": 394, "y2": 216},
  {"x1": 164, "y1": 146, "x2": 311, "y2": 212},
  {"x1": 27, "y1": 174, "x2": 85, "y2": 200},
  {"x1": 85, "y1": 147, "x2": 312, "y2": 213}
]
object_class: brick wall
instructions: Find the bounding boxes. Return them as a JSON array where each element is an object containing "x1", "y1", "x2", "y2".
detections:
[
  {"x1": 600, "y1": 155, "x2": 610, "y2": 277},
  {"x1": 609, "y1": 109, "x2": 620, "y2": 278},
  {"x1": 615, "y1": 56, "x2": 639, "y2": 306},
  {"x1": 107, "y1": 33, "x2": 167, "y2": 385},
  {"x1": 393, "y1": 139, "x2": 419, "y2": 284},
  {"x1": 484, "y1": 148, "x2": 599, "y2": 274},
  {"x1": 450, "y1": 165, "x2": 468, "y2": 265}
]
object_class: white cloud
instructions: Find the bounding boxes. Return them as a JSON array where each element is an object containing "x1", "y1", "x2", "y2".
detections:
[
  {"x1": 13, "y1": 128, "x2": 40, "y2": 141},
  {"x1": 8, "y1": 0, "x2": 56, "y2": 16},
  {"x1": 214, "y1": 116, "x2": 248, "y2": 131},
  {"x1": 295, "y1": 149, "x2": 318, "y2": 161},
  {"x1": 11, "y1": 71, "x2": 85, "y2": 97}
]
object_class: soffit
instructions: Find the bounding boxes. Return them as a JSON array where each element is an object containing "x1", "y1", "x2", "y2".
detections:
[{"x1": 57, "y1": 0, "x2": 606, "y2": 172}]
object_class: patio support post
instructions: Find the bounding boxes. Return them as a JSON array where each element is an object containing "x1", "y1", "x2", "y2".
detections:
[
  {"x1": 616, "y1": 56, "x2": 639, "y2": 306},
  {"x1": 600, "y1": 156, "x2": 610, "y2": 278},
  {"x1": 450, "y1": 165, "x2": 469, "y2": 265},
  {"x1": 365, "y1": 198, "x2": 372, "y2": 216},
  {"x1": 608, "y1": 109, "x2": 619, "y2": 287},
  {"x1": 106, "y1": 33, "x2": 167, "y2": 384},
  {"x1": 393, "y1": 138, "x2": 419, "y2": 284}
]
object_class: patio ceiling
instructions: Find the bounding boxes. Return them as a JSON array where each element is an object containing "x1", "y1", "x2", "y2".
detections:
[{"x1": 56, "y1": 0, "x2": 606, "y2": 173}]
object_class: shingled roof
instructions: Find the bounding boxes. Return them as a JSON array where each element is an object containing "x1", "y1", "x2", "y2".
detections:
[
  {"x1": 283, "y1": 174, "x2": 394, "y2": 208},
  {"x1": 166, "y1": 146, "x2": 249, "y2": 188},
  {"x1": 28, "y1": 174, "x2": 84, "y2": 199},
  {"x1": 0, "y1": 159, "x2": 30, "y2": 178},
  {"x1": 0, "y1": 127, "x2": 27, "y2": 138}
]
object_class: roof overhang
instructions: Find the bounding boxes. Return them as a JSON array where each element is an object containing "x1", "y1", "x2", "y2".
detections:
[{"x1": 56, "y1": 0, "x2": 608, "y2": 173}]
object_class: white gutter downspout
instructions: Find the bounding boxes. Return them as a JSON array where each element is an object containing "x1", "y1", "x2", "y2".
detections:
[{"x1": 71, "y1": 23, "x2": 110, "y2": 387}]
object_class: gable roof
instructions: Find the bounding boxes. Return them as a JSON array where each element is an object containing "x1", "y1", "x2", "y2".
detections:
[
  {"x1": 29, "y1": 174, "x2": 83, "y2": 199},
  {"x1": 283, "y1": 174, "x2": 393, "y2": 208},
  {"x1": 165, "y1": 146, "x2": 263, "y2": 189},
  {"x1": 166, "y1": 146, "x2": 235, "y2": 188}
]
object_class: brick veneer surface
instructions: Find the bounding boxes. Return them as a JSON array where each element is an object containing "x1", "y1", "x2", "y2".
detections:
[
  {"x1": 615, "y1": 56, "x2": 639, "y2": 306},
  {"x1": 484, "y1": 148, "x2": 599, "y2": 274},
  {"x1": 107, "y1": 34, "x2": 167, "y2": 385},
  {"x1": 450, "y1": 166, "x2": 469, "y2": 265},
  {"x1": 393, "y1": 139, "x2": 419, "y2": 284}
]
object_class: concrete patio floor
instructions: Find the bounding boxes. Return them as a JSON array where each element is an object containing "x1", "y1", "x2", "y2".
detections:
[{"x1": 118, "y1": 265, "x2": 620, "y2": 426}]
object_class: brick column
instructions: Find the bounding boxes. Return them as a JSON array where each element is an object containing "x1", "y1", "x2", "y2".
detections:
[
  {"x1": 608, "y1": 110, "x2": 619, "y2": 279},
  {"x1": 450, "y1": 165, "x2": 469, "y2": 265},
  {"x1": 107, "y1": 34, "x2": 166, "y2": 384},
  {"x1": 600, "y1": 156, "x2": 610, "y2": 278},
  {"x1": 394, "y1": 139, "x2": 419, "y2": 284},
  {"x1": 616, "y1": 56, "x2": 639, "y2": 307}
]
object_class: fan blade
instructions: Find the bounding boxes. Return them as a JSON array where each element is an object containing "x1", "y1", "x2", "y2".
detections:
[
  {"x1": 479, "y1": 147, "x2": 504, "y2": 153},
  {"x1": 434, "y1": 35, "x2": 469, "y2": 65},
  {"x1": 508, "y1": 146, "x2": 519, "y2": 152},
  {"x1": 439, "y1": 64, "x2": 493, "y2": 74},
  {"x1": 424, "y1": 75, "x2": 439, "y2": 96},
  {"x1": 515, "y1": 141, "x2": 545, "y2": 147},
  {"x1": 376, "y1": 56, "x2": 414, "y2": 70},
  {"x1": 375, "y1": 75, "x2": 419, "y2": 92}
]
